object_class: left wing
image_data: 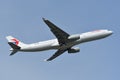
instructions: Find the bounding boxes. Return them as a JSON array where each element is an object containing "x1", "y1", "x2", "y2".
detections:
[{"x1": 45, "y1": 49, "x2": 67, "y2": 61}]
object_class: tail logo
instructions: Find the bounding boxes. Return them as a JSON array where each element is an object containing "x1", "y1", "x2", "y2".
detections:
[{"x1": 11, "y1": 38, "x2": 19, "y2": 45}]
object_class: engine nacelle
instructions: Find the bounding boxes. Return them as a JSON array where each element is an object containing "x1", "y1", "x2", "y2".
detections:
[
  {"x1": 68, "y1": 34, "x2": 80, "y2": 41},
  {"x1": 68, "y1": 47, "x2": 80, "y2": 53}
]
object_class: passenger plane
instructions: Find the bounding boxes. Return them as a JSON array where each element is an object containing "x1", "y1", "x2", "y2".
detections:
[{"x1": 6, "y1": 18, "x2": 113, "y2": 61}]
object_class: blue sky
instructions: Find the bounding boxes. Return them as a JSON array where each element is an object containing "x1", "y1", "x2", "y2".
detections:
[{"x1": 0, "y1": 0, "x2": 120, "y2": 80}]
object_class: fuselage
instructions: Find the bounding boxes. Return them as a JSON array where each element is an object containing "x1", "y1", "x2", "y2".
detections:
[
  {"x1": 19, "y1": 29, "x2": 113, "y2": 52},
  {"x1": 6, "y1": 18, "x2": 114, "y2": 61}
]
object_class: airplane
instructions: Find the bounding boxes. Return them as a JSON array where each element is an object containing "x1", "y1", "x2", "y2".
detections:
[{"x1": 6, "y1": 18, "x2": 113, "y2": 61}]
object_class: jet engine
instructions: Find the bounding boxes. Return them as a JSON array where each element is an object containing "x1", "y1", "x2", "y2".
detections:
[
  {"x1": 68, "y1": 34, "x2": 80, "y2": 41},
  {"x1": 68, "y1": 47, "x2": 80, "y2": 53}
]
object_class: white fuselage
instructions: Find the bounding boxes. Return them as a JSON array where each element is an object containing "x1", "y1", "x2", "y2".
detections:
[{"x1": 19, "y1": 29, "x2": 113, "y2": 52}]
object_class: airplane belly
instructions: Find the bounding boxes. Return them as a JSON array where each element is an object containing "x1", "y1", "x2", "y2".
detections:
[
  {"x1": 20, "y1": 39, "x2": 59, "y2": 52},
  {"x1": 79, "y1": 32, "x2": 112, "y2": 43},
  {"x1": 20, "y1": 45, "x2": 52, "y2": 52}
]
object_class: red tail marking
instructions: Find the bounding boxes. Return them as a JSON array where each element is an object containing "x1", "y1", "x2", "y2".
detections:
[{"x1": 11, "y1": 39, "x2": 19, "y2": 45}]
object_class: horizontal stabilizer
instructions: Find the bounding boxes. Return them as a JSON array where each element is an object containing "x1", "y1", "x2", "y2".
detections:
[
  {"x1": 8, "y1": 42, "x2": 21, "y2": 49},
  {"x1": 9, "y1": 50, "x2": 18, "y2": 56},
  {"x1": 8, "y1": 42, "x2": 21, "y2": 56}
]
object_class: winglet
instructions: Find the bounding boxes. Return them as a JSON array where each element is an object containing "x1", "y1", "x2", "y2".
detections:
[
  {"x1": 42, "y1": 18, "x2": 47, "y2": 21},
  {"x1": 44, "y1": 59, "x2": 47, "y2": 62},
  {"x1": 44, "y1": 59, "x2": 51, "y2": 61}
]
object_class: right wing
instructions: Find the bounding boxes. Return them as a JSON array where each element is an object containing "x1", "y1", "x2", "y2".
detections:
[
  {"x1": 43, "y1": 18, "x2": 71, "y2": 61},
  {"x1": 45, "y1": 49, "x2": 67, "y2": 61},
  {"x1": 43, "y1": 18, "x2": 70, "y2": 45}
]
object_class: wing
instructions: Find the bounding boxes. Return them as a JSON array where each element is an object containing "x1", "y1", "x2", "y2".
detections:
[
  {"x1": 43, "y1": 18, "x2": 70, "y2": 45},
  {"x1": 45, "y1": 49, "x2": 67, "y2": 61}
]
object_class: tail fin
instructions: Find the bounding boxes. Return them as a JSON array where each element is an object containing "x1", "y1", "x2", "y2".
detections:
[
  {"x1": 6, "y1": 36, "x2": 26, "y2": 56},
  {"x1": 6, "y1": 36, "x2": 26, "y2": 47}
]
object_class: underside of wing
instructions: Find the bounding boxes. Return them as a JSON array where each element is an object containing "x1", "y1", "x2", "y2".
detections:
[
  {"x1": 45, "y1": 49, "x2": 67, "y2": 61},
  {"x1": 43, "y1": 18, "x2": 76, "y2": 61},
  {"x1": 43, "y1": 18, "x2": 70, "y2": 45}
]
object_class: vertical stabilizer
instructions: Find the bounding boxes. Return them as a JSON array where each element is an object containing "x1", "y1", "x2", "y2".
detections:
[
  {"x1": 6, "y1": 36, "x2": 26, "y2": 47},
  {"x1": 6, "y1": 36, "x2": 26, "y2": 55}
]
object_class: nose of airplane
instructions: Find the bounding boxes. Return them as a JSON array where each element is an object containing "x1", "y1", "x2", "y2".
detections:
[
  {"x1": 108, "y1": 30, "x2": 113, "y2": 35},
  {"x1": 107, "y1": 31, "x2": 113, "y2": 36}
]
